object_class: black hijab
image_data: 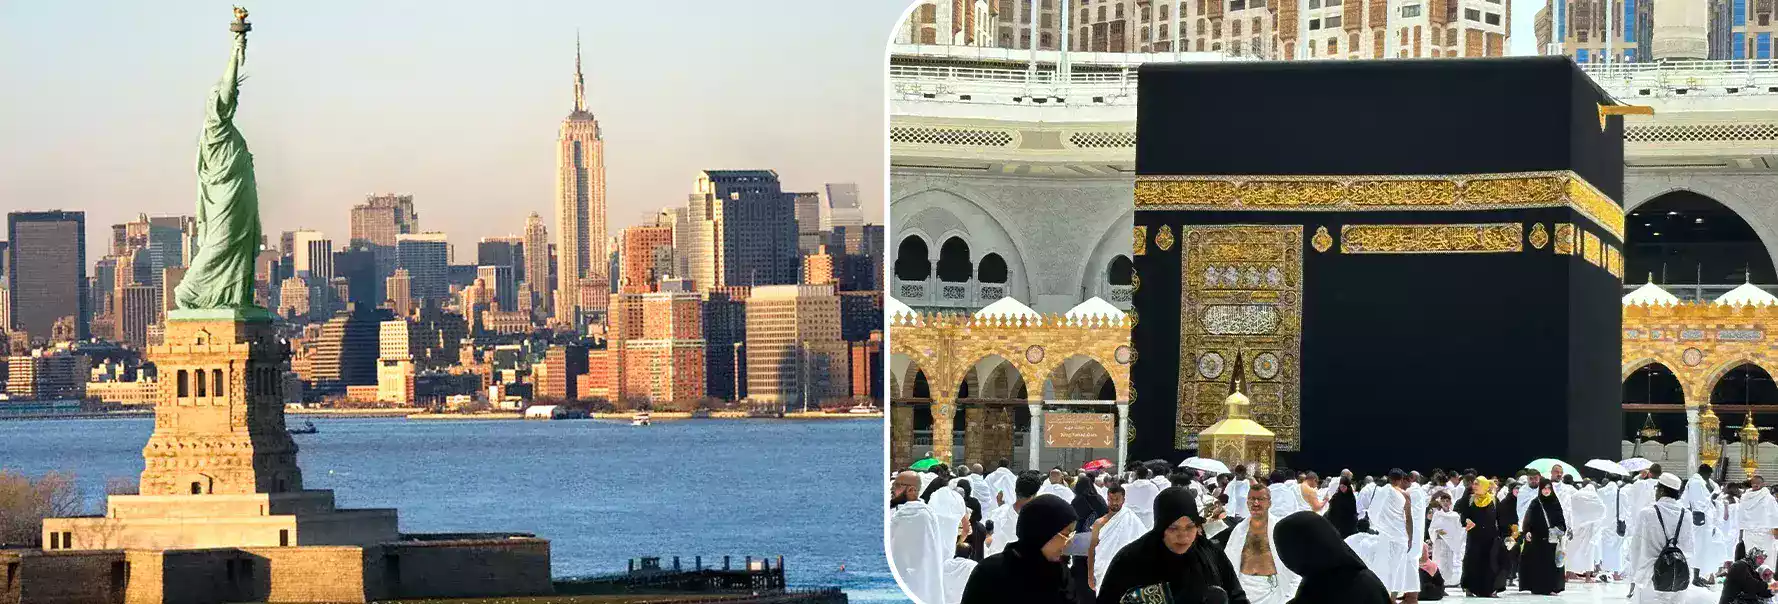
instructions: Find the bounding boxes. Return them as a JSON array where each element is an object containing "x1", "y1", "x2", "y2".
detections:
[
  {"x1": 961, "y1": 494, "x2": 1077, "y2": 604},
  {"x1": 1095, "y1": 487, "x2": 1237, "y2": 604},
  {"x1": 1326, "y1": 476, "x2": 1359, "y2": 537},
  {"x1": 1276, "y1": 511, "x2": 1391, "y2": 604},
  {"x1": 1527, "y1": 485, "x2": 1566, "y2": 535},
  {"x1": 1073, "y1": 472, "x2": 1110, "y2": 531}
]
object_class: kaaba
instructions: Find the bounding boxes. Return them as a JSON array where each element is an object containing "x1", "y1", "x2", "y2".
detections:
[{"x1": 1129, "y1": 57, "x2": 1626, "y2": 476}]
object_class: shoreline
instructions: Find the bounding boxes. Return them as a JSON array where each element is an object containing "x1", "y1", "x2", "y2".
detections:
[{"x1": 0, "y1": 409, "x2": 883, "y2": 422}]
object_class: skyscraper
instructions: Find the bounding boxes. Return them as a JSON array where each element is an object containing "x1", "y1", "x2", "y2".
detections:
[
  {"x1": 745, "y1": 284, "x2": 847, "y2": 407},
  {"x1": 291, "y1": 230, "x2": 333, "y2": 283},
  {"x1": 119, "y1": 284, "x2": 160, "y2": 349},
  {"x1": 555, "y1": 36, "x2": 609, "y2": 325},
  {"x1": 793, "y1": 192, "x2": 825, "y2": 254},
  {"x1": 693, "y1": 171, "x2": 800, "y2": 289},
  {"x1": 332, "y1": 245, "x2": 379, "y2": 311},
  {"x1": 523, "y1": 213, "x2": 551, "y2": 320},
  {"x1": 823, "y1": 183, "x2": 864, "y2": 231},
  {"x1": 618, "y1": 225, "x2": 674, "y2": 293},
  {"x1": 476, "y1": 236, "x2": 525, "y2": 282},
  {"x1": 385, "y1": 269, "x2": 413, "y2": 318},
  {"x1": 476, "y1": 265, "x2": 517, "y2": 312},
  {"x1": 8, "y1": 211, "x2": 88, "y2": 342},
  {"x1": 396, "y1": 233, "x2": 450, "y2": 307},
  {"x1": 350, "y1": 193, "x2": 419, "y2": 302}
]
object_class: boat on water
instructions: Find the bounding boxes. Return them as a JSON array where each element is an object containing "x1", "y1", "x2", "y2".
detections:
[
  {"x1": 847, "y1": 402, "x2": 880, "y2": 414},
  {"x1": 631, "y1": 411, "x2": 651, "y2": 426},
  {"x1": 287, "y1": 420, "x2": 318, "y2": 434}
]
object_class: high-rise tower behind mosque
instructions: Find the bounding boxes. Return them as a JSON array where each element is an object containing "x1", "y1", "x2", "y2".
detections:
[{"x1": 554, "y1": 35, "x2": 608, "y2": 327}]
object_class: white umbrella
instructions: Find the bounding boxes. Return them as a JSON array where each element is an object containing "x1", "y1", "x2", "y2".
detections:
[
  {"x1": 1179, "y1": 457, "x2": 1231, "y2": 475},
  {"x1": 1620, "y1": 457, "x2": 1654, "y2": 473},
  {"x1": 1585, "y1": 458, "x2": 1630, "y2": 476}
]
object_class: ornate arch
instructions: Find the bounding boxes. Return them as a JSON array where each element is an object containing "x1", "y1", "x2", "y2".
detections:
[
  {"x1": 1624, "y1": 179, "x2": 1778, "y2": 276},
  {"x1": 892, "y1": 185, "x2": 1037, "y2": 302},
  {"x1": 1700, "y1": 355, "x2": 1778, "y2": 406},
  {"x1": 1076, "y1": 207, "x2": 1138, "y2": 300}
]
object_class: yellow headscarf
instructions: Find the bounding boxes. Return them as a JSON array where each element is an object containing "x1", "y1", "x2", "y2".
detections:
[{"x1": 1472, "y1": 477, "x2": 1496, "y2": 507}]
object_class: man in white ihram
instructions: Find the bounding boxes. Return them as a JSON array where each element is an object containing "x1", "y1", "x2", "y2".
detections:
[
  {"x1": 889, "y1": 470, "x2": 949, "y2": 604},
  {"x1": 1741, "y1": 478, "x2": 1778, "y2": 574},
  {"x1": 1682, "y1": 464, "x2": 1723, "y2": 586},
  {"x1": 1628, "y1": 472, "x2": 1698, "y2": 604},
  {"x1": 1368, "y1": 469, "x2": 1419, "y2": 603}
]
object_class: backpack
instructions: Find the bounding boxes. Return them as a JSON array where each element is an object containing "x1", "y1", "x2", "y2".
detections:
[{"x1": 1652, "y1": 507, "x2": 1690, "y2": 593}]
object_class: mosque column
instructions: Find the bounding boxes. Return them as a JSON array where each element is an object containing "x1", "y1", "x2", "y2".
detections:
[
  {"x1": 931, "y1": 396, "x2": 957, "y2": 463},
  {"x1": 1116, "y1": 402, "x2": 1131, "y2": 474},
  {"x1": 1686, "y1": 405, "x2": 1701, "y2": 476},
  {"x1": 891, "y1": 403, "x2": 915, "y2": 471},
  {"x1": 1027, "y1": 400, "x2": 1045, "y2": 471}
]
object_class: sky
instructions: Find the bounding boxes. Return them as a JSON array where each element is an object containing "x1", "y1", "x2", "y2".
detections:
[{"x1": 0, "y1": 1, "x2": 909, "y2": 264}]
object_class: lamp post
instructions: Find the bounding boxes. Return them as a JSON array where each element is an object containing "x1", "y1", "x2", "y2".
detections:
[
  {"x1": 1701, "y1": 405, "x2": 1723, "y2": 479},
  {"x1": 1741, "y1": 410, "x2": 1762, "y2": 479}
]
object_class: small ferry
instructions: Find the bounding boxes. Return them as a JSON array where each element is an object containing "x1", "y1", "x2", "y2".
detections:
[
  {"x1": 847, "y1": 402, "x2": 880, "y2": 415},
  {"x1": 287, "y1": 420, "x2": 318, "y2": 434},
  {"x1": 631, "y1": 411, "x2": 651, "y2": 426}
]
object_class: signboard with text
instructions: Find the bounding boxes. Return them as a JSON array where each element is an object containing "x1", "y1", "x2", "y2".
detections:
[{"x1": 1045, "y1": 412, "x2": 1116, "y2": 448}]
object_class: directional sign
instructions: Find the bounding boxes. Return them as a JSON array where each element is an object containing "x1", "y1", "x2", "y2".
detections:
[{"x1": 1044, "y1": 412, "x2": 1116, "y2": 448}]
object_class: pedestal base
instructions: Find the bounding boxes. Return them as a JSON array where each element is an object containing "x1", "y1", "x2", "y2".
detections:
[{"x1": 43, "y1": 490, "x2": 397, "y2": 551}]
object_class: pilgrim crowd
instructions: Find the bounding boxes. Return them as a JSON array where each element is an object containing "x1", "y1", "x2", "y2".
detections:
[{"x1": 888, "y1": 458, "x2": 1778, "y2": 604}]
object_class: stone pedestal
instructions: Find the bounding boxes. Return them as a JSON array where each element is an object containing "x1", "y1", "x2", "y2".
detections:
[
  {"x1": 891, "y1": 403, "x2": 916, "y2": 471},
  {"x1": 43, "y1": 314, "x2": 399, "y2": 552}
]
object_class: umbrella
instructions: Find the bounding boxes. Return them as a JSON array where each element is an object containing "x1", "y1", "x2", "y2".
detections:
[
  {"x1": 1620, "y1": 457, "x2": 1654, "y2": 473},
  {"x1": 1585, "y1": 458, "x2": 1630, "y2": 476},
  {"x1": 1179, "y1": 457, "x2": 1231, "y2": 475},
  {"x1": 1081, "y1": 459, "x2": 1114, "y2": 472},
  {"x1": 1524, "y1": 458, "x2": 1581, "y2": 478},
  {"x1": 909, "y1": 457, "x2": 942, "y2": 472}
]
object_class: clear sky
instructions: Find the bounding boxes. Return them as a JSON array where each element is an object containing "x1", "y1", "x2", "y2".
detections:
[{"x1": 0, "y1": 1, "x2": 908, "y2": 263}]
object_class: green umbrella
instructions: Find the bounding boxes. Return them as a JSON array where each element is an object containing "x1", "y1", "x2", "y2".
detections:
[
  {"x1": 1525, "y1": 458, "x2": 1581, "y2": 478},
  {"x1": 910, "y1": 457, "x2": 942, "y2": 471}
]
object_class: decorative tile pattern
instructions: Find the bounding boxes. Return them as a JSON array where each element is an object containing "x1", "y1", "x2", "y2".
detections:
[
  {"x1": 1178, "y1": 225, "x2": 1301, "y2": 450},
  {"x1": 1340, "y1": 223, "x2": 1524, "y2": 254},
  {"x1": 1134, "y1": 171, "x2": 1624, "y2": 239},
  {"x1": 1155, "y1": 225, "x2": 1175, "y2": 251},
  {"x1": 1555, "y1": 223, "x2": 1576, "y2": 255}
]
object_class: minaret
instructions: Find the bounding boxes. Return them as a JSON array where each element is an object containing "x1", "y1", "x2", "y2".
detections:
[
  {"x1": 1651, "y1": 0, "x2": 1708, "y2": 61},
  {"x1": 554, "y1": 32, "x2": 608, "y2": 327}
]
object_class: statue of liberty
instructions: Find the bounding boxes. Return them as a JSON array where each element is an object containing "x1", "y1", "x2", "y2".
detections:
[{"x1": 173, "y1": 7, "x2": 265, "y2": 315}]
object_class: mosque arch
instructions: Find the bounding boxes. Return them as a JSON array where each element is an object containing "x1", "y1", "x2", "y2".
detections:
[
  {"x1": 892, "y1": 186, "x2": 1034, "y2": 301},
  {"x1": 895, "y1": 235, "x2": 932, "y2": 281},
  {"x1": 1042, "y1": 354, "x2": 1116, "y2": 400},
  {"x1": 1624, "y1": 189, "x2": 1778, "y2": 286},
  {"x1": 1623, "y1": 360, "x2": 1687, "y2": 442},
  {"x1": 937, "y1": 237, "x2": 974, "y2": 283},
  {"x1": 1710, "y1": 362, "x2": 1778, "y2": 406},
  {"x1": 1107, "y1": 255, "x2": 1134, "y2": 286},
  {"x1": 1078, "y1": 208, "x2": 1137, "y2": 303},
  {"x1": 968, "y1": 355, "x2": 1028, "y2": 400},
  {"x1": 1702, "y1": 357, "x2": 1778, "y2": 405},
  {"x1": 978, "y1": 253, "x2": 1009, "y2": 284}
]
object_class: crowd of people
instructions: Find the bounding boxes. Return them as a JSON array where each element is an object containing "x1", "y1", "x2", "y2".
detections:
[{"x1": 887, "y1": 458, "x2": 1778, "y2": 604}]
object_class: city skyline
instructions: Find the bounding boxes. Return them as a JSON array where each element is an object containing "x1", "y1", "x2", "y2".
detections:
[{"x1": 0, "y1": 1, "x2": 903, "y2": 262}]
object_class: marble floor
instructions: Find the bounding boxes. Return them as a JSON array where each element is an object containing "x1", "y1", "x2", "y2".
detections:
[{"x1": 1437, "y1": 581, "x2": 1719, "y2": 603}]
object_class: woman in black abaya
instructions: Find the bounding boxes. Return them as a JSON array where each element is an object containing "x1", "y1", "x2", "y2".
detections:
[
  {"x1": 1457, "y1": 477, "x2": 1507, "y2": 598},
  {"x1": 1096, "y1": 486, "x2": 1249, "y2": 604},
  {"x1": 961, "y1": 494, "x2": 1079, "y2": 604},
  {"x1": 1274, "y1": 510, "x2": 1390, "y2": 604},
  {"x1": 1517, "y1": 482, "x2": 1567, "y2": 595},
  {"x1": 1071, "y1": 473, "x2": 1110, "y2": 604},
  {"x1": 1326, "y1": 476, "x2": 1358, "y2": 538}
]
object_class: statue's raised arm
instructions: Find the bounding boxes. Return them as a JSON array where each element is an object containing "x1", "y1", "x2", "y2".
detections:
[
  {"x1": 211, "y1": 7, "x2": 250, "y2": 124},
  {"x1": 174, "y1": 7, "x2": 265, "y2": 314}
]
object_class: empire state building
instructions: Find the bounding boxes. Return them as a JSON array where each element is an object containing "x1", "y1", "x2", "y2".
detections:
[{"x1": 554, "y1": 37, "x2": 608, "y2": 326}]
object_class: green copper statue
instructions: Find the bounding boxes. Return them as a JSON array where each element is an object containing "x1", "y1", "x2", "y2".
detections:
[{"x1": 173, "y1": 7, "x2": 264, "y2": 314}]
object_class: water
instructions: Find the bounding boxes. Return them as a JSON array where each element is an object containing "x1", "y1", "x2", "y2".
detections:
[{"x1": 0, "y1": 416, "x2": 905, "y2": 601}]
